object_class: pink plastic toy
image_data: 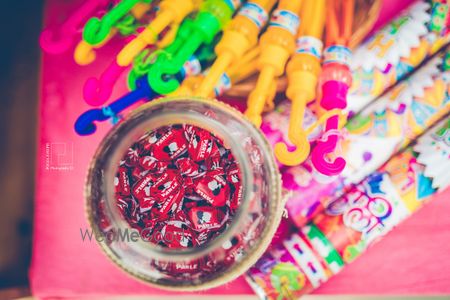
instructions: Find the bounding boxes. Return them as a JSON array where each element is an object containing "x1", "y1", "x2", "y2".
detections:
[
  {"x1": 311, "y1": 1, "x2": 354, "y2": 176},
  {"x1": 83, "y1": 60, "x2": 128, "y2": 106}
]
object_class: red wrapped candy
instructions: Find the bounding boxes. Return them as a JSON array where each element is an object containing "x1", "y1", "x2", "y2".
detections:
[
  {"x1": 188, "y1": 206, "x2": 226, "y2": 232},
  {"x1": 139, "y1": 156, "x2": 167, "y2": 174},
  {"x1": 227, "y1": 164, "x2": 243, "y2": 210},
  {"x1": 115, "y1": 166, "x2": 131, "y2": 196},
  {"x1": 131, "y1": 173, "x2": 155, "y2": 207},
  {"x1": 160, "y1": 222, "x2": 196, "y2": 248},
  {"x1": 152, "y1": 126, "x2": 188, "y2": 161},
  {"x1": 188, "y1": 128, "x2": 216, "y2": 162},
  {"x1": 195, "y1": 169, "x2": 230, "y2": 207}
]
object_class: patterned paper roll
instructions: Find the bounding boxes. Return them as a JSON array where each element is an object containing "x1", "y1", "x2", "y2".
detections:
[
  {"x1": 246, "y1": 117, "x2": 450, "y2": 300},
  {"x1": 348, "y1": 0, "x2": 449, "y2": 113}
]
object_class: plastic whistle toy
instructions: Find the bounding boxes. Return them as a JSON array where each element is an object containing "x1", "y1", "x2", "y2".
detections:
[
  {"x1": 75, "y1": 76, "x2": 157, "y2": 135},
  {"x1": 74, "y1": 1, "x2": 152, "y2": 65},
  {"x1": 274, "y1": 0, "x2": 326, "y2": 166},
  {"x1": 311, "y1": 0, "x2": 354, "y2": 176},
  {"x1": 195, "y1": 0, "x2": 277, "y2": 97},
  {"x1": 245, "y1": 0, "x2": 303, "y2": 127},
  {"x1": 40, "y1": 0, "x2": 111, "y2": 54},
  {"x1": 83, "y1": 0, "x2": 153, "y2": 46},
  {"x1": 117, "y1": 0, "x2": 204, "y2": 67},
  {"x1": 147, "y1": 0, "x2": 240, "y2": 96},
  {"x1": 75, "y1": 47, "x2": 216, "y2": 135},
  {"x1": 83, "y1": 59, "x2": 129, "y2": 106}
]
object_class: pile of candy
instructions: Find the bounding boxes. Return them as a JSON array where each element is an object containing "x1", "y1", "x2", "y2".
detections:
[{"x1": 114, "y1": 124, "x2": 242, "y2": 248}]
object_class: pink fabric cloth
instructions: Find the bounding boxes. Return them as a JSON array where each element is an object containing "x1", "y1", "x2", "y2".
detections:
[{"x1": 32, "y1": 0, "x2": 449, "y2": 298}]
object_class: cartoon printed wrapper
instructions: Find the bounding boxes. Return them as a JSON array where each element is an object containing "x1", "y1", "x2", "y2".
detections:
[
  {"x1": 284, "y1": 50, "x2": 449, "y2": 228},
  {"x1": 414, "y1": 119, "x2": 450, "y2": 190},
  {"x1": 347, "y1": 0, "x2": 449, "y2": 114},
  {"x1": 340, "y1": 50, "x2": 449, "y2": 185},
  {"x1": 246, "y1": 118, "x2": 449, "y2": 300}
]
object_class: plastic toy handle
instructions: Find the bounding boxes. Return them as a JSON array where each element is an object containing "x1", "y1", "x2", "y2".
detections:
[
  {"x1": 74, "y1": 2, "x2": 150, "y2": 65},
  {"x1": 148, "y1": 0, "x2": 236, "y2": 95},
  {"x1": 83, "y1": 0, "x2": 147, "y2": 46},
  {"x1": 83, "y1": 61, "x2": 128, "y2": 106},
  {"x1": 117, "y1": 9, "x2": 173, "y2": 66},
  {"x1": 196, "y1": 51, "x2": 233, "y2": 97},
  {"x1": 74, "y1": 31, "x2": 115, "y2": 65},
  {"x1": 245, "y1": 0, "x2": 303, "y2": 126},
  {"x1": 275, "y1": 0, "x2": 326, "y2": 165},
  {"x1": 274, "y1": 92, "x2": 311, "y2": 166},
  {"x1": 311, "y1": 115, "x2": 346, "y2": 176},
  {"x1": 309, "y1": 0, "x2": 354, "y2": 175},
  {"x1": 75, "y1": 76, "x2": 153, "y2": 135},
  {"x1": 245, "y1": 66, "x2": 276, "y2": 127},
  {"x1": 195, "y1": 0, "x2": 277, "y2": 97},
  {"x1": 117, "y1": 0, "x2": 201, "y2": 66},
  {"x1": 40, "y1": 0, "x2": 111, "y2": 54}
]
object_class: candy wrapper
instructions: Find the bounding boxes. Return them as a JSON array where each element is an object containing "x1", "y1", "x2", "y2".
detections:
[
  {"x1": 246, "y1": 118, "x2": 450, "y2": 300},
  {"x1": 348, "y1": 0, "x2": 449, "y2": 113},
  {"x1": 284, "y1": 50, "x2": 449, "y2": 227}
]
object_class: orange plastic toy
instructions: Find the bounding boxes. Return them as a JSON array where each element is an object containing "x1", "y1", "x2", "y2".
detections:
[
  {"x1": 195, "y1": 0, "x2": 277, "y2": 97},
  {"x1": 274, "y1": 0, "x2": 326, "y2": 166},
  {"x1": 245, "y1": 0, "x2": 303, "y2": 127},
  {"x1": 116, "y1": 0, "x2": 203, "y2": 67}
]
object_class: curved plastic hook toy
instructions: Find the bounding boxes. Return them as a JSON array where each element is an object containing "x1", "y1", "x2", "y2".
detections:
[
  {"x1": 74, "y1": 2, "x2": 151, "y2": 65},
  {"x1": 117, "y1": 0, "x2": 201, "y2": 66},
  {"x1": 83, "y1": 0, "x2": 151, "y2": 46},
  {"x1": 274, "y1": 0, "x2": 325, "y2": 166},
  {"x1": 83, "y1": 60, "x2": 128, "y2": 106},
  {"x1": 310, "y1": 0, "x2": 354, "y2": 176},
  {"x1": 311, "y1": 115, "x2": 346, "y2": 176},
  {"x1": 75, "y1": 76, "x2": 154, "y2": 135}
]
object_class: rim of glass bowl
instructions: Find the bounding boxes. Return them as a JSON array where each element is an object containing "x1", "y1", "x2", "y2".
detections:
[{"x1": 85, "y1": 96, "x2": 282, "y2": 289}]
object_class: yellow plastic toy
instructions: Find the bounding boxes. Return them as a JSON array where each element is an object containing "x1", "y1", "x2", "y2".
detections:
[
  {"x1": 244, "y1": 0, "x2": 303, "y2": 127},
  {"x1": 116, "y1": 0, "x2": 203, "y2": 67},
  {"x1": 274, "y1": 0, "x2": 326, "y2": 166},
  {"x1": 74, "y1": 2, "x2": 151, "y2": 65},
  {"x1": 195, "y1": 0, "x2": 277, "y2": 97},
  {"x1": 173, "y1": 47, "x2": 260, "y2": 97}
]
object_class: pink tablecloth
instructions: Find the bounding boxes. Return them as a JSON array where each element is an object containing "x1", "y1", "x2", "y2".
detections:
[{"x1": 31, "y1": 0, "x2": 450, "y2": 298}]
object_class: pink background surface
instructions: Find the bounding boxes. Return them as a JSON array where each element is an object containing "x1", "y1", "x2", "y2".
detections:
[{"x1": 31, "y1": 0, "x2": 450, "y2": 298}]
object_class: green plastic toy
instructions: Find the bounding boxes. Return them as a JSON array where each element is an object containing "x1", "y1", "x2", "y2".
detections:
[
  {"x1": 147, "y1": 0, "x2": 240, "y2": 95},
  {"x1": 127, "y1": 36, "x2": 218, "y2": 90},
  {"x1": 83, "y1": 0, "x2": 153, "y2": 45}
]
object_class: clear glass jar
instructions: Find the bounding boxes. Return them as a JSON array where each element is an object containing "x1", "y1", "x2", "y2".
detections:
[{"x1": 85, "y1": 97, "x2": 282, "y2": 290}]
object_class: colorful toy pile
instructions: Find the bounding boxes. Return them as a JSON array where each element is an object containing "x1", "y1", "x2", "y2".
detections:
[{"x1": 40, "y1": 0, "x2": 450, "y2": 296}]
